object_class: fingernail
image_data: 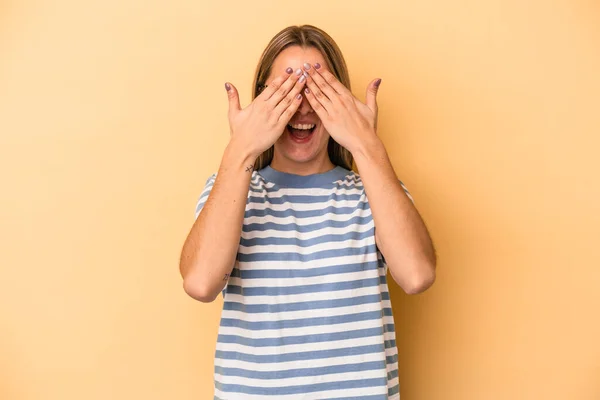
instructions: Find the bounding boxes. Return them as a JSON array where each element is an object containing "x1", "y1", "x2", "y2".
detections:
[
  {"x1": 225, "y1": 83, "x2": 231, "y2": 91},
  {"x1": 303, "y1": 71, "x2": 309, "y2": 78},
  {"x1": 304, "y1": 87, "x2": 310, "y2": 94},
  {"x1": 295, "y1": 68, "x2": 303, "y2": 76},
  {"x1": 299, "y1": 75, "x2": 306, "y2": 83},
  {"x1": 286, "y1": 67, "x2": 293, "y2": 74},
  {"x1": 296, "y1": 93, "x2": 302, "y2": 100},
  {"x1": 314, "y1": 63, "x2": 321, "y2": 69},
  {"x1": 303, "y1": 62, "x2": 311, "y2": 70},
  {"x1": 374, "y1": 78, "x2": 382, "y2": 87}
]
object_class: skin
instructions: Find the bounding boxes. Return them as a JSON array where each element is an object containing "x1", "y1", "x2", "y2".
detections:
[
  {"x1": 179, "y1": 45, "x2": 436, "y2": 302},
  {"x1": 300, "y1": 59, "x2": 437, "y2": 294},
  {"x1": 268, "y1": 46, "x2": 334, "y2": 175}
]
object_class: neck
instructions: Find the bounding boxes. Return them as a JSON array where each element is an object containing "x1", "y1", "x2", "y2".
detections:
[{"x1": 269, "y1": 152, "x2": 335, "y2": 176}]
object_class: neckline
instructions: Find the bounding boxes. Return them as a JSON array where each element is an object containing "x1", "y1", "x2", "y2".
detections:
[{"x1": 258, "y1": 165, "x2": 350, "y2": 188}]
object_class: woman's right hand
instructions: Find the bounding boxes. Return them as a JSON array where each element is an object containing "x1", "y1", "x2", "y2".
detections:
[{"x1": 224, "y1": 67, "x2": 307, "y2": 159}]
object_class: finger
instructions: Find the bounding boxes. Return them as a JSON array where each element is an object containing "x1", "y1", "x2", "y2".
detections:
[
  {"x1": 225, "y1": 82, "x2": 241, "y2": 117},
  {"x1": 260, "y1": 67, "x2": 296, "y2": 102},
  {"x1": 267, "y1": 68, "x2": 304, "y2": 108},
  {"x1": 302, "y1": 86, "x2": 329, "y2": 121},
  {"x1": 276, "y1": 90, "x2": 305, "y2": 129},
  {"x1": 310, "y1": 65, "x2": 348, "y2": 96},
  {"x1": 304, "y1": 72, "x2": 333, "y2": 112},
  {"x1": 273, "y1": 74, "x2": 307, "y2": 119},
  {"x1": 304, "y1": 64, "x2": 340, "y2": 101},
  {"x1": 366, "y1": 78, "x2": 381, "y2": 113}
]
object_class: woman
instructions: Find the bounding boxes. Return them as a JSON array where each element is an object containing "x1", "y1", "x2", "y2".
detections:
[{"x1": 180, "y1": 24, "x2": 436, "y2": 399}]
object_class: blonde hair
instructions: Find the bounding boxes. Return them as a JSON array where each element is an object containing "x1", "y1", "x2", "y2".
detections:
[{"x1": 251, "y1": 25, "x2": 353, "y2": 171}]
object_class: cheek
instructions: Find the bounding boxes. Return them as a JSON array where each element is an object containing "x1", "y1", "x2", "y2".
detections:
[{"x1": 317, "y1": 124, "x2": 330, "y2": 141}]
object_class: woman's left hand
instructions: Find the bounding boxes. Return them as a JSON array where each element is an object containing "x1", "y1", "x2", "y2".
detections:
[{"x1": 302, "y1": 63, "x2": 381, "y2": 154}]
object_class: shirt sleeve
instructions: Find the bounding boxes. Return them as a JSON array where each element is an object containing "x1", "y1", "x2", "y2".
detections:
[
  {"x1": 399, "y1": 180, "x2": 414, "y2": 204},
  {"x1": 194, "y1": 174, "x2": 217, "y2": 220}
]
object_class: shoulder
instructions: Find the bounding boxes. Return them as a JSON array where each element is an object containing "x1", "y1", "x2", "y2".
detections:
[
  {"x1": 249, "y1": 170, "x2": 271, "y2": 191},
  {"x1": 334, "y1": 169, "x2": 364, "y2": 191},
  {"x1": 347, "y1": 169, "x2": 414, "y2": 203}
]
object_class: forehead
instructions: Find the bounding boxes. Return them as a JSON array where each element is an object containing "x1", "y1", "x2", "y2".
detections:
[{"x1": 268, "y1": 46, "x2": 328, "y2": 78}]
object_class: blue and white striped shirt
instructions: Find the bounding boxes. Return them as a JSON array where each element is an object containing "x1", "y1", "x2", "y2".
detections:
[{"x1": 195, "y1": 165, "x2": 412, "y2": 399}]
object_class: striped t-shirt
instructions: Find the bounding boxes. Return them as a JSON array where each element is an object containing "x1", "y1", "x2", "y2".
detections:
[{"x1": 194, "y1": 165, "x2": 412, "y2": 400}]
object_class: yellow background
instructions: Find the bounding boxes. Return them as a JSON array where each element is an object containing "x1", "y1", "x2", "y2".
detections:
[{"x1": 2, "y1": 0, "x2": 599, "y2": 399}]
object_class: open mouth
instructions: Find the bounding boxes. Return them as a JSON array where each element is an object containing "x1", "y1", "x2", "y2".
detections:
[{"x1": 287, "y1": 123, "x2": 316, "y2": 141}]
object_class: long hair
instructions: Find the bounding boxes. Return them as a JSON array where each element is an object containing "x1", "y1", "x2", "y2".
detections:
[{"x1": 251, "y1": 25, "x2": 353, "y2": 171}]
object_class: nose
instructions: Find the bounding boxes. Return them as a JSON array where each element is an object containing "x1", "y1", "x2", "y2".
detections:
[{"x1": 297, "y1": 92, "x2": 313, "y2": 115}]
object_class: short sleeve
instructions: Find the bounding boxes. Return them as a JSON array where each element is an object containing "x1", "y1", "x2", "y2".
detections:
[
  {"x1": 194, "y1": 174, "x2": 217, "y2": 219},
  {"x1": 399, "y1": 180, "x2": 414, "y2": 204}
]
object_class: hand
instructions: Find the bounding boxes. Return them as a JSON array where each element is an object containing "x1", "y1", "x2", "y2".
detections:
[
  {"x1": 303, "y1": 64, "x2": 381, "y2": 154},
  {"x1": 225, "y1": 68, "x2": 307, "y2": 159}
]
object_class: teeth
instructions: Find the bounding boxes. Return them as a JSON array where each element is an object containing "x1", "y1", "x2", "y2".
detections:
[{"x1": 288, "y1": 123, "x2": 315, "y2": 130}]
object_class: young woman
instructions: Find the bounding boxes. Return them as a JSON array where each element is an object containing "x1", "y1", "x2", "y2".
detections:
[{"x1": 180, "y1": 24, "x2": 436, "y2": 399}]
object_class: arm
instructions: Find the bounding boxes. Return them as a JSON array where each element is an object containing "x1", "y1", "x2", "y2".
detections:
[
  {"x1": 353, "y1": 138, "x2": 436, "y2": 294},
  {"x1": 301, "y1": 65, "x2": 436, "y2": 295},
  {"x1": 179, "y1": 67, "x2": 307, "y2": 302},
  {"x1": 179, "y1": 143, "x2": 255, "y2": 302}
]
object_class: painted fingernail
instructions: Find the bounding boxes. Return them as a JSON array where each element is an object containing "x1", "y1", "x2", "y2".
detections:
[
  {"x1": 286, "y1": 67, "x2": 293, "y2": 74},
  {"x1": 295, "y1": 68, "x2": 303, "y2": 76},
  {"x1": 296, "y1": 93, "x2": 302, "y2": 100},
  {"x1": 304, "y1": 87, "x2": 310, "y2": 94},
  {"x1": 225, "y1": 83, "x2": 231, "y2": 91},
  {"x1": 314, "y1": 63, "x2": 321, "y2": 69},
  {"x1": 299, "y1": 75, "x2": 306, "y2": 83},
  {"x1": 303, "y1": 62, "x2": 311, "y2": 70},
  {"x1": 374, "y1": 78, "x2": 382, "y2": 87}
]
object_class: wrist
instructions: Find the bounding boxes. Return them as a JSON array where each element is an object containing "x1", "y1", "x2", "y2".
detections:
[
  {"x1": 224, "y1": 139, "x2": 259, "y2": 170},
  {"x1": 350, "y1": 131, "x2": 384, "y2": 161}
]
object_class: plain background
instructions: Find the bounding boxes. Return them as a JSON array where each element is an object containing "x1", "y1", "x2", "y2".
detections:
[{"x1": 1, "y1": 0, "x2": 599, "y2": 399}]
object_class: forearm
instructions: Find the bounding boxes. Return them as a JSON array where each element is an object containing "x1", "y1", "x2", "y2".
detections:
[
  {"x1": 180, "y1": 141, "x2": 256, "y2": 302},
  {"x1": 353, "y1": 135, "x2": 436, "y2": 294}
]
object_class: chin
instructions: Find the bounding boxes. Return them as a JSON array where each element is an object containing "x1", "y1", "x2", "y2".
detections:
[{"x1": 277, "y1": 144, "x2": 321, "y2": 164}]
